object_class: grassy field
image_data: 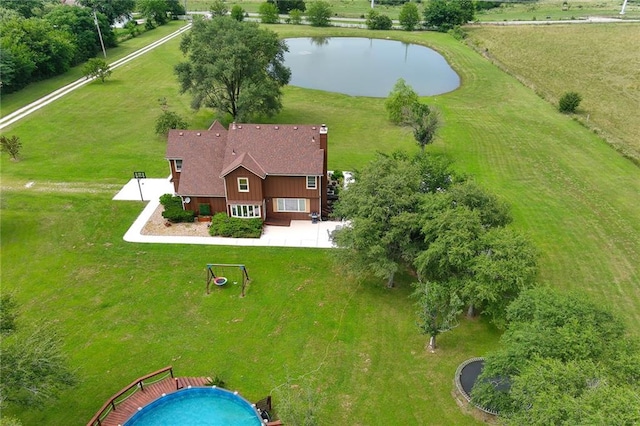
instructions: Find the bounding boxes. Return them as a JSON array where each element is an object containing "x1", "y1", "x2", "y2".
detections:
[
  {"x1": 0, "y1": 21, "x2": 189, "y2": 118},
  {"x1": 184, "y1": 0, "x2": 640, "y2": 20},
  {"x1": 1, "y1": 22, "x2": 639, "y2": 426},
  {"x1": 473, "y1": 0, "x2": 640, "y2": 21},
  {"x1": 466, "y1": 23, "x2": 640, "y2": 164}
]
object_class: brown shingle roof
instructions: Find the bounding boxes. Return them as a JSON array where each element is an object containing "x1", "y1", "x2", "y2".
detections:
[
  {"x1": 166, "y1": 129, "x2": 226, "y2": 196},
  {"x1": 224, "y1": 123, "x2": 324, "y2": 176},
  {"x1": 220, "y1": 151, "x2": 267, "y2": 178},
  {"x1": 166, "y1": 122, "x2": 325, "y2": 197}
]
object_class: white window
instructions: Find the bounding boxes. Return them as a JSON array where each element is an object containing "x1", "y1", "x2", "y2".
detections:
[
  {"x1": 306, "y1": 176, "x2": 317, "y2": 190},
  {"x1": 238, "y1": 177, "x2": 249, "y2": 192},
  {"x1": 231, "y1": 204, "x2": 261, "y2": 218},
  {"x1": 276, "y1": 198, "x2": 307, "y2": 212},
  {"x1": 175, "y1": 159, "x2": 182, "y2": 172}
]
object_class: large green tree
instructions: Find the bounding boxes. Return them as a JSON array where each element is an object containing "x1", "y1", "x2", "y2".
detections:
[
  {"x1": 175, "y1": 17, "x2": 290, "y2": 121},
  {"x1": 268, "y1": 0, "x2": 306, "y2": 14},
  {"x1": 416, "y1": 181, "x2": 536, "y2": 326},
  {"x1": 0, "y1": 16, "x2": 75, "y2": 91},
  {"x1": 332, "y1": 151, "x2": 456, "y2": 288},
  {"x1": 0, "y1": 0, "x2": 49, "y2": 18},
  {"x1": 413, "y1": 279, "x2": 463, "y2": 351},
  {"x1": 0, "y1": 295, "x2": 76, "y2": 408},
  {"x1": 398, "y1": 1, "x2": 420, "y2": 31},
  {"x1": 407, "y1": 102, "x2": 440, "y2": 152},
  {"x1": 209, "y1": 0, "x2": 228, "y2": 18},
  {"x1": 423, "y1": 0, "x2": 474, "y2": 31},
  {"x1": 471, "y1": 287, "x2": 640, "y2": 422},
  {"x1": 45, "y1": 5, "x2": 115, "y2": 64},
  {"x1": 77, "y1": 0, "x2": 136, "y2": 25},
  {"x1": 305, "y1": 1, "x2": 332, "y2": 27},
  {"x1": 384, "y1": 78, "x2": 419, "y2": 125},
  {"x1": 136, "y1": 0, "x2": 170, "y2": 27},
  {"x1": 258, "y1": 2, "x2": 279, "y2": 24}
]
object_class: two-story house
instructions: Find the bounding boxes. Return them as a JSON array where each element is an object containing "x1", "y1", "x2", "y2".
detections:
[{"x1": 165, "y1": 121, "x2": 328, "y2": 224}]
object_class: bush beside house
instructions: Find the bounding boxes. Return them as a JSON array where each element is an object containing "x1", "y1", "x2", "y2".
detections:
[
  {"x1": 209, "y1": 213, "x2": 263, "y2": 238},
  {"x1": 160, "y1": 193, "x2": 195, "y2": 223}
]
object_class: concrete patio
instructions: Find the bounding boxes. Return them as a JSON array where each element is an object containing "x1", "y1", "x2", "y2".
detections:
[{"x1": 113, "y1": 177, "x2": 343, "y2": 248}]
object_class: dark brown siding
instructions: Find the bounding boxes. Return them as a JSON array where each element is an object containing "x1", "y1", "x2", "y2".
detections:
[
  {"x1": 224, "y1": 167, "x2": 263, "y2": 202},
  {"x1": 320, "y1": 127, "x2": 328, "y2": 217},
  {"x1": 169, "y1": 160, "x2": 181, "y2": 193},
  {"x1": 265, "y1": 198, "x2": 319, "y2": 221},
  {"x1": 264, "y1": 176, "x2": 320, "y2": 199},
  {"x1": 184, "y1": 197, "x2": 226, "y2": 215},
  {"x1": 264, "y1": 176, "x2": 321, "y2": 221}
]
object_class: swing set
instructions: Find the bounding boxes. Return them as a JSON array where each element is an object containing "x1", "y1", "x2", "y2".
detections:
[{"x1": 206, "y1": 263, "x2": 251, "y2": 296}]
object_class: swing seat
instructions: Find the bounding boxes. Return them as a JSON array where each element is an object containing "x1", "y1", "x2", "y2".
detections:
[{"x1": 214, "y1": 277, "x2": 228, "y2": 286}]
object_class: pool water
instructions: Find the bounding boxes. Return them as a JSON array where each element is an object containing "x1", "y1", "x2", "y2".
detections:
[{"x1": 124, "y1": 387, "x2": 263, "y2": 426}]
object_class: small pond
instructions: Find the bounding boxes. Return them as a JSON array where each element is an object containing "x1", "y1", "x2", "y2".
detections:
[{"x1": 283, "y1": 37, "x2": 460, "y2": 97}]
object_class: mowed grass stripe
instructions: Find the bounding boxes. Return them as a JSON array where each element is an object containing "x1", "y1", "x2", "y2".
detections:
[
  {"x1": 466, "y1": 23, "x2": 640, "y2": 162},
  {"x1": 1, "y1": 25, "x2": 639, "y2": 424},
  {"x1": 433, "y1": 36, "x2": 640, "y2": 325}
]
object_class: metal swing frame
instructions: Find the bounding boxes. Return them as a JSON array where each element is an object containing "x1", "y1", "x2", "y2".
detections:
[{"x1": 206, "y1": 263, "x2": 251, "y2": 296}]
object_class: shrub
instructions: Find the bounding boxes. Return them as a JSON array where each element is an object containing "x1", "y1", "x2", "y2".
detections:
[
  {"x1": 83, "y1": 58, "x2": 112, "y2": 83},
  {"x1": 205, "y1": 374, "x2": 226, "y2": 388},
  {"x1": 160, "y1": 194, "x2": 194, "y2": 223},
  {"x1": 230, "y1": 5, "x2": 245, "y2": 21},
  {"x1": 448, "y1": 25, "x2": 467, "y2": 40},
  {"x1": 0, "y1": 135, "x2": 22, "y2": 160},
  {"x1": 399, "y1": 2, "x2": 420, "y2": 31},
  {"x1": 209, "y1": 213, "x2": 263, "y2": 238},
  {"x1": 258, "y1": 2, "x2": 279, "y2": 24},
  {"x1": 306, "y1": 1, "x2": 332, "y2": 27},
  {"x1": 558, "y1": 91, "x2": 582, "y2": 113},
  {"x1": 210, "y1": 0, "x2": 228, "y2": 17},
  {"x1": 289, "y1": 8, "x2": 303, "y2": 25},
  {"x1": 162, "y1": 207, "x2": 195, "y2": 223},
  {"x1": 155, "y1": 110, "x2": 188, "y2": 136},
  {"x1": 160, "y1": 193, "x2": 181, "y2": 209},
  {"x1": 366, "y1": 10, "x2": 393, "y2": 30},
  {"x1": 385, "y1": 78, "x2": 419, "y2": 125}
]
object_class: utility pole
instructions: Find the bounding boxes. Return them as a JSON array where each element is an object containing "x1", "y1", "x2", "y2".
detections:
[
  {"x1": 93, "y1": 10, "x2": 107, "y2": 58},
  {"x1": 620, "y1": 0, "x2": 628, "y2": 14}
]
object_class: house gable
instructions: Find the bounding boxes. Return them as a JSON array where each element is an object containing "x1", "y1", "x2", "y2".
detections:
[{"x1": 166, "y1": 121, "x2": 328, "y2": 220}]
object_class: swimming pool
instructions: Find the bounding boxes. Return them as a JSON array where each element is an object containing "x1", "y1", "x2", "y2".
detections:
[{"x1": 124, "y1": 387, "x2": 264, "y2": 426}]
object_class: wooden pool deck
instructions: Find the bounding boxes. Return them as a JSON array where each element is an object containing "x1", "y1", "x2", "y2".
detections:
[{"x1": 99, "y1": 376, "x2": 208, "y2": 426}]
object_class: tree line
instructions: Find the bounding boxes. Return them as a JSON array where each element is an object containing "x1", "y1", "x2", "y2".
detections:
[
  {"x1": 0, "y1": 0, "x2": 184, "y2": 94},
  {"x1": 250, "y1": 0, "x2": 502, "y2": 31},
  {"x1": 330, "y1": 80, "x2": 639, "y2": 422}
]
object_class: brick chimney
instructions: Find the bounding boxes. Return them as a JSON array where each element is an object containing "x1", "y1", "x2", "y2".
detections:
[{"x1": 319, "y1": 124, "x2": 328, "y2": 218}]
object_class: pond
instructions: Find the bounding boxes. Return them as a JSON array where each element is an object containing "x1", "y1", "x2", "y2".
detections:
[{"x1": 283, "y1": 37, "x2": 460, "y2": 98}]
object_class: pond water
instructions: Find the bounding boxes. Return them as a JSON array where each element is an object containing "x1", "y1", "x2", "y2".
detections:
[{"x1": 283, "y1": 37, "x2": 460, "y2": 98}]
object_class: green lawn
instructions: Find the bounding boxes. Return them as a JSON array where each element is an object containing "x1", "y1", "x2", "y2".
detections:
[
  {"x1": 1, "y1": 24, "x2": 639, "y2": 425},
  {"x1": 184, "y1": 0, "x2": 640, "y2": 20},
  {"x1": 466, "y1": 23, "x2": 640, "y2": 164},
  {"x1": 0, "y1": 20, "x2": 188, "y2": 118},
  {"x1": 473, "y1": 0, "x2": 640, "y2": 21}
]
